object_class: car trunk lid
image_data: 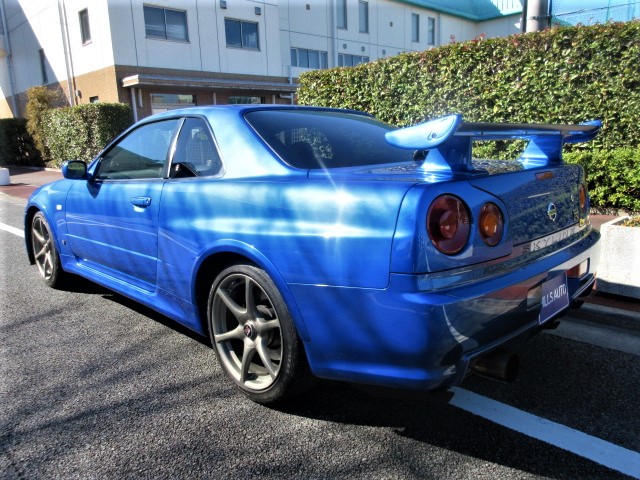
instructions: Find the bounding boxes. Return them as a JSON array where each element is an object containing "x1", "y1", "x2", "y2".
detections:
[{"x1": 468, "y1": 165, "x2": 582, "y2": 245}]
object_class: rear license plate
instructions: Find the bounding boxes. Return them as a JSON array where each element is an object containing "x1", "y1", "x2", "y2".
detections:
[{"x1": 538, "y1": 273, "x2": 569, "y2": 324}]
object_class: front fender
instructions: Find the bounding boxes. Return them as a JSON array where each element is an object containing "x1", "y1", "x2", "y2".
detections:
[{"x1": 24, "y1": 182, "x2": 73, "y2": 263}]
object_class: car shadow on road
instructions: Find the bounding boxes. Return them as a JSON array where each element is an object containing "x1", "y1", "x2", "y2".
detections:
[
  {"x1": 272, "y1": 336, "x2": 636, "y2": 480},
  {"x1": 54, "y1": 274, "x2": 211, "y2": 347},
  {"x1": 47, "y1": 274, "x2": 635, "y2": 479}
]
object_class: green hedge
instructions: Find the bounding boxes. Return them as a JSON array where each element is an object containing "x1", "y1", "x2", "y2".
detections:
[
  {"x1": 299, "y1": 22, "x2": 640, "y2": 148},
  {"x1": 298, "y1": 21, "x2": 640, "y2": 209},
  {"x1": 565, "y1": 148, "x2": 640, "y2": 212},
  {"x1": 0, "y1": 118, "x2": 41, "y2": 167},
  {"x1": 43, "y1": 103, "x2": 133, "y2": 167}
]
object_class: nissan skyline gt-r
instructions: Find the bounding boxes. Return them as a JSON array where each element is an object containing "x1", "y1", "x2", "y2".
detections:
[{"x1": 25, "y1": 105, "x2": 600, "y2": 404}]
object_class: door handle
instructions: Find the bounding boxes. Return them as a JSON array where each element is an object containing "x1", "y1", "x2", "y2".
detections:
[{"x1": 130, "y1": 196, "x2": 152, "y2": 207}]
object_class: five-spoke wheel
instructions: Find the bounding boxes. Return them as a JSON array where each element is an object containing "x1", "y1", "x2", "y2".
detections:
[
  {"x1": 208, "y1": 264, "x2": 312, "y2": 404},
  {"x1": 31, "y1": 212, "x2": 65, "y2": 288}
]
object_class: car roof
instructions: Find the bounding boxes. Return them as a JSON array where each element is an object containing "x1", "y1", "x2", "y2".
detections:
[{"x1": 143, "y1": 104, "x2": 371, "y2": 123}]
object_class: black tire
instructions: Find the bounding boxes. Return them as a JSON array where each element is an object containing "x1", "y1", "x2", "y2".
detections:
[
  {"x1": 31, "y1": 211, "x2": 67, "y2": 289},
  {"x1": 207, "y1": 263, "x2": 313, "y2": 404}
]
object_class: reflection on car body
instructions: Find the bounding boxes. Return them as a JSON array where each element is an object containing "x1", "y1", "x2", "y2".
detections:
[{"x1": 25, "y1": 105, "x2": 601, "y2": 404}]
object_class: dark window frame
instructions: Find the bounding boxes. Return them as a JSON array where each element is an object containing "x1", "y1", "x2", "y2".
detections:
[
  {"x1": 143, "y1": 5, "x2": 189, "y2": 42},
  {"x1": 39, "y1": 49, "x2": 48, "y2": 84},
  {"x1": 290, "y1": 47, "x2": 328, "y2": 69},
  {"x1": 411, "y1": 13, "x2": 420, "y2": 43},
  {"x1": 79, "y1": 9, "x2": 91, "y2": 45},
  {"x1": 427, "y1": 16, "x2": 436, "y2": 45},
  {"x1": 224, "y1": 18, "x2": 260, "y2": 50},
  {"x1": 337, "y1": 53, "x2": 369, "y2": 67},
  {"x1": 359, "y1": 1, "x2": 368, "y2": 33},
  {"x1": 337, "y1": 0, "x2": 347, "y2": 29}
]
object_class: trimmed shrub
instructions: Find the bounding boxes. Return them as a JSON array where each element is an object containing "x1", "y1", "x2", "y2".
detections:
[
  {"x1": 25, "y1": 86, "x2": 64, "y2": 162},
  {"x1": 0, "y1": 118, "x2": 41, "y2": 166},
  {"x1": 298, "y1": 21, "x2": 640, "y2": 210},
  {"x1": 565, "y1": 148, "x2": 640, "y2": 212},
  {"x1": 43, "y1": 103, "x2": 133, "y2": 167},
  {"x1": 299, "y1": 21, "x2": 640, "y2": 150}
]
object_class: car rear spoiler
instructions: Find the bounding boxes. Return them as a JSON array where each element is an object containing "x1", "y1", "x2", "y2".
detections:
[{"x1": 384, "y1": 114, "x2": 602, "y2": 173}]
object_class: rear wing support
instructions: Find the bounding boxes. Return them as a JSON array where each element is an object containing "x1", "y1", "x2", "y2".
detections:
[{"x1": 385, "y1": 115, "x2": 601, "y2": 174}]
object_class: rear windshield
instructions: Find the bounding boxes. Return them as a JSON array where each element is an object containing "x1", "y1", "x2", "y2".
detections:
[{"x1": 245, "y1": 110, "x2": 414, "y2": 169}]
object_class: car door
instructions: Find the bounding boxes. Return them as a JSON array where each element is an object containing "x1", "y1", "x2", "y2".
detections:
[{"x1": 65, "y1": 118, "x2": 182, "y2": 291}]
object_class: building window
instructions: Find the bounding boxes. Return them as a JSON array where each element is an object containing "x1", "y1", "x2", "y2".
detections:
[
  {"x1": 150, "y1": 93, "x2": 195, "y2": 114},
  {"x1": 89, "y1": 96, "x2": 99, "y2": 103},
  {"x1": 151, "y1": 93, "x2": 194, "y2": 104},
  {"x1": 359, "y1": 1, "x2": 368, "y2": 33},
  {"x1": 143, "y1": 5, "x2": 188, "y2": 42},
  {"x1": 224, "y1": 18, "x2": 259, "y2": 49},
  {"x1": 337, "y1": 0, "x2": 347, "y2": 29},
  {"x1": 338, "y1": 53, "x2": 369, "y2": 67},
  {"x1": 291, "y1": 48, "x2": 328, "y2": 69},
  {"x1": 79, "y1": 9, "x2": 91, "y2": 45},
  {"x1": 411, "y1": 13, "x2": 419, "y2": 42},
  {"x1": 427, "y1": 16, "x2": 436, "y2": 45},
  {"x1": 228, "y1": 96, "x2": 263, "y2": 104},
  {"x1": 39, "y1": 49, "x2": 48, "y2": 84}
]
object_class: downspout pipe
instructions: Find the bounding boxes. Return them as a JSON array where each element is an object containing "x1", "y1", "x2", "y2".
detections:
[
  {"x1": 0, "y1": 0, "x2": 18, "y2": 115},
  {"x1": 58, "y1": 0, "x2": 75, "y2": 106}
]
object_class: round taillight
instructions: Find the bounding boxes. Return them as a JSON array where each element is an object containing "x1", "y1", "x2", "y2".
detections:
[
  {"x1": 579, "y1": 183, "x2": 587, "y2": 213},
  {"x1": 427, "y1": 195, "x2": 470, "y2": 255},
  {"x1": 478, "y1": 202, "x2": 504, "y2": 246}
]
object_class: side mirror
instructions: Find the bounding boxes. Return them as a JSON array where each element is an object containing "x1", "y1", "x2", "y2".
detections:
[{"x1": 62, "y1": 160, "x2": 87, "y2": 180}]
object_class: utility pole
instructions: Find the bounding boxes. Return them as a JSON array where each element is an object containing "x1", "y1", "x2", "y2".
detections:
[{"x1": 523, "y1": 0, "x2": 551, "y2": 32}]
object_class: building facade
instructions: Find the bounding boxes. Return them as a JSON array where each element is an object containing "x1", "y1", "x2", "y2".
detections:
[{"x1": 0, "y1": 0, "x2": 522, "y2": 120}]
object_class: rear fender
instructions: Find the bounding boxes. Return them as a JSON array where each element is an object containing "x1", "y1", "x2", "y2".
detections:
[{"x1": 192, "y1": 239, "x2": 310, "y2": 341}]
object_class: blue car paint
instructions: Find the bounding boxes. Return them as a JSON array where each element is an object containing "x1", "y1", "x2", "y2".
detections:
[
  {"x1": 25, "y1": 105, "x2": 601, "y2": 392},
  {"x1": 65, "y1": 179, "x2": 165, "y2": 290}
]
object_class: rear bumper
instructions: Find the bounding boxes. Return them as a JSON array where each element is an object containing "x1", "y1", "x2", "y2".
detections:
[{"x1": 291, "y1": 228, "x2": 600, "y2": 390}]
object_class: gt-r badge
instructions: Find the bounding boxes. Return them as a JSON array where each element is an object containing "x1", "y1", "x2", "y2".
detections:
[{"x1": 547, "y1": 203, "x2": 558, "y2": 222}]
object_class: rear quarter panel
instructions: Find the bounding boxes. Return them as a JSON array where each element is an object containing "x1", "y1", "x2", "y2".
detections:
[{"x1": 156, "y1": 177, "x2": 413, "y2": 302}]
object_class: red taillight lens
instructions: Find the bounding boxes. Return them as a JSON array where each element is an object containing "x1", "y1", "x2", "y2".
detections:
[
  {"x1": 427, "y1": 195, "x2": 470, "y2": 255},
  {"x1": 478, "y1": 202, "x2": 504, "y2": 246}
]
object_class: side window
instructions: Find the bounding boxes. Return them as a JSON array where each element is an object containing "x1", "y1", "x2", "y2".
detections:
[
  {"x1": 95, "y1": 119, "x2": 180, "y2": 180},
  {"x1": 171, "y1": 117, "x2": 222, "y2": 178}
]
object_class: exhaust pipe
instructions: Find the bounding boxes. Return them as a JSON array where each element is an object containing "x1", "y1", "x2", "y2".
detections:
[{"x1": 471, "y1": 349, "x2": 519, "y2": 383}]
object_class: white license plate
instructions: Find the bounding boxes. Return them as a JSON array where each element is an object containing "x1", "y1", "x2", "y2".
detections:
[{"x1": 538, "y1": 273, "x2": 569, "y2": 324}]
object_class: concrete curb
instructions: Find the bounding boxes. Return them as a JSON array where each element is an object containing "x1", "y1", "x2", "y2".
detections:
[
  {"x1": 569, "y1": 302, "x2": 640, "y2": 332},
  {"x1": 0, "y1": 168, "x2": 10, "y2": 186}
]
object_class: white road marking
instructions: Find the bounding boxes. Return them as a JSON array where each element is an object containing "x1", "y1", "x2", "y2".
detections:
[
  {"x1": 450, "y1": 387, "x2": 640, "y2": 479},
  {"x1": 0, "y1": 222, "x2": 24, "y2": 238},
  {"x1": 545, "y1": 316, "x2": 640, "y2": 356}
]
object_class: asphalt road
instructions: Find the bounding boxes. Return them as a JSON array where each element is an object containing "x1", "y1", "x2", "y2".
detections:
[{"x1": 2, "y1": 194, "x2": 639, "y2": 479}]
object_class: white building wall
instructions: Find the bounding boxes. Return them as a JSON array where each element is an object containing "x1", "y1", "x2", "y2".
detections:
[
  {"x1": 0, "y1": 0, "x2": 523, "y2": 115},
  {"x1": 3, "y1": 0, "x2": 68, "y2": 93},
  {"x1": 439, "y1": 13, "x2": 477, "y2": 43},
  {"x1": 283, "y1": 0, "x2": 479, "y2": 76},
  {"x1": 62, "y1": 1, "x2": 115, "y2": 76},
  {"x1": 376, "y1": 1, "x2": 408, "y2": 55},
  {"x1": 117, "y1": 0, "x2": 204, "y2": 71},
  {"x1": 477, "y1": 14, "x2": 521, "y2": 38},
  {"x1": 107, "y1": 2, "x2": 138, "y2": 67}
]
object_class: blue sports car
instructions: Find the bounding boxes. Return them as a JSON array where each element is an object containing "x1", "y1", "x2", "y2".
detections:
[{"x1": 25, "y1": 105, "x2": 600, "y2": 404}]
